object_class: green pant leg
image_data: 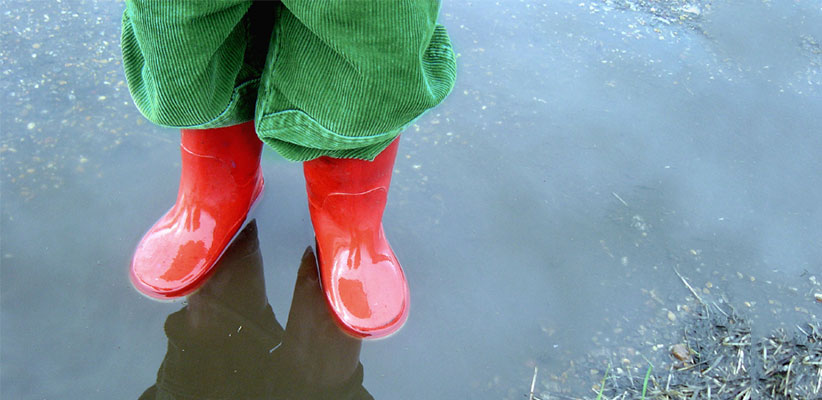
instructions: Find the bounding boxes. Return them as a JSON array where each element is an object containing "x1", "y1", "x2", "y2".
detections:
[
  {"x1": 255, "y1": 1, "x2": 458, "y2": 161},
  {"x1": 121, "y1": 1, "x2": 274, "y2": 129}
]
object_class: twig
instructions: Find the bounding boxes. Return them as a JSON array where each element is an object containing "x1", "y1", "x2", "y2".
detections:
[
  {"x1": 626, "y1": 361, "x2": 633, "y2": 387},
  {"x1": 796, "y1": 324, "x2": 810, "y2": 337},
  {"x1": 721, "y1": 295, "x2": 738, "y2": 315},
  {"x1": 609, "y1": 363, "x2": 620, "y2": 390},
  {"x1": 673, "y1": 267, "x2": 705, "y2": 305},
  {"x1": 808, "y1": 323, "x2": 820, "y2": 338},
  {"x1": 740, "y1": 386, "x2": 752, "y2": 400},
  {"x1": 711, "y1": 301, "x2": 730, "y2": 317},
  {"x1": 785, "y1": 356, "x2": 794, "y2": 397},
  {"x1": 735, "y1": 349, "x2": 745, "y2": 375},
  {"x1": 529, "y1": 366, "x2": 538, "y2": 400},
  {"x1": 703, "y1": 355, "x2": 724, "y2": 375},
  {"x1": 612, "y1": 192, "x2": 628, "y2": 206}
]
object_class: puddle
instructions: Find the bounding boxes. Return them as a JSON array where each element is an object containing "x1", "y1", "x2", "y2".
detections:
[{"x1": 2, "y1": 0, "x2": 820, "y2": 399}]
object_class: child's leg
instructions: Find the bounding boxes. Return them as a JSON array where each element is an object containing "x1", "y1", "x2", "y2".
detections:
[
  {"x1": 253, "y1": 1, "x2": 458, "y2": 338},
  {"x1": 121, "y1": 1, "x2": 273, "y2": 128},
  {"x1": 121, "y1": 2, "x2": 274, "y2": 298},
  {"x1": 254, "y1": 0, "x2": 458, "y2": 161}
]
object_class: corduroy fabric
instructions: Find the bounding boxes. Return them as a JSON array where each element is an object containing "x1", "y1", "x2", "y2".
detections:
[{"x1": 121, "y1": 1, "x2": 457, "y2": 161}]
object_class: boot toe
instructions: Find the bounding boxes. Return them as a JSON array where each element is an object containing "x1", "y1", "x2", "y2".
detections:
[
  {"x1": 323, "y1": 251, "x2": 409, "y2": 338},
  {"x1": 131, "y1": 217, "x2": 217, "y2": 299}
]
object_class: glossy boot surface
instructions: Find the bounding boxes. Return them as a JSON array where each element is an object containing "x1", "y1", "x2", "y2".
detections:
[
  {"x1": 303, "y1": 138, "x2": 409, "y2": 339},
  {"x1": 131, "y1": 122, "x2": 264, "y2": 300}
]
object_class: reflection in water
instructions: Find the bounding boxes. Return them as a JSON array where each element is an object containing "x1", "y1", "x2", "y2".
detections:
[{"x1": 139, "y1": 221, "x2": 372, "y2": 399}]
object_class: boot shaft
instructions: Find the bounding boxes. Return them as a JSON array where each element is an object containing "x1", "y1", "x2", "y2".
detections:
[
  {"x1": 181, "y1": 121, "x2": 262, "y2": 159},
  {"x1": 303, "y1": 138, "x2": 400, "y2": 205},
  {"x1": 178, "y1": 122, "x2": 264, "y2": 195}
]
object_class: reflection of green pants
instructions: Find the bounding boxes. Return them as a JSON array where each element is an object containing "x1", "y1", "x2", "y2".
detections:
[{"x1": 121, "y1": 1, "x2": 457, "y2": 161}]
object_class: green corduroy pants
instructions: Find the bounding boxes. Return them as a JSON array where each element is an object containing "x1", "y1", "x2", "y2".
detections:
[{"x1": 121, "y1": 1, "x2": 457, "y2": 161}]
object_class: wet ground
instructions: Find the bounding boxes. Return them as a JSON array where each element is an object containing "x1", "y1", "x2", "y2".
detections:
[{"x1": 2, "y1": 0, "x2": 821, "y2": 399}]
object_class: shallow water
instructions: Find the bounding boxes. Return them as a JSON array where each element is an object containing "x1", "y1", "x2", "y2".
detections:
[{"x1": 2, "y1": 1, "x2": 821, "y2": 398}]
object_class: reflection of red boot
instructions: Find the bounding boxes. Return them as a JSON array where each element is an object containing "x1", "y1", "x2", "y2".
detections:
[
  {"x1": 303, "y1": 138, "x2": 409, "y2": 339},
  {"x1": 131, "y1": 122, "x2": 264, "y2": 300}
]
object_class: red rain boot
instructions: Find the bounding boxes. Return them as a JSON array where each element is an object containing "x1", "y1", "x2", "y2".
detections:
[
  {"x1": 131, "y1": 121, "x2": 264, "y2": 300},
  {"x1": 303, "y1": 138, "x2": 409, "y2": 339}
]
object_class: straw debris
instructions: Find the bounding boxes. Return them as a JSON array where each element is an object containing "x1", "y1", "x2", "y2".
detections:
[{"x1": 582, "y1": 306, "x2": 821, "y2": 400}]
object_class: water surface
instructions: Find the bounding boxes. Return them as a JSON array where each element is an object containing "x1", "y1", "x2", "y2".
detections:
[{"x1": 2, "y1": 1, "x2": 821, "y2": 398}]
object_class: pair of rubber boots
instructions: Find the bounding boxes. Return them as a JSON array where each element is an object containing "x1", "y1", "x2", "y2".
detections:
[{"x1": 131, "y1": 122, "x2": 408, "y2": 339}]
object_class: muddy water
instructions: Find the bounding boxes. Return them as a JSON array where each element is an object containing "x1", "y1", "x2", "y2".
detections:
[{"x1": 2, "y1": 1, "x2": 820, "y2": 399}]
